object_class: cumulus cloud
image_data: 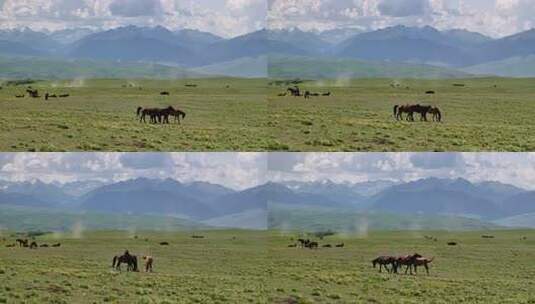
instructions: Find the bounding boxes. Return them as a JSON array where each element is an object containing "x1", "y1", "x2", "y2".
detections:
[
  {"x1": 268, "y1": 0, "x2": 535, "y2": 37},
  {"x1": 377, "y1": 0, "x2": 430, "y2": 17},
  {"x1": 109, "y1": 0, "x2": 162, "y2": 17},
  {"x1": 0, "y1": 0, "x2": 266, "y2": 37},
  {"x1": 0, "y1": 153, "x2": 266, "y2": 190},
  {"x1": 268, "y1": 153, "x2": 535, "y2": 190}
]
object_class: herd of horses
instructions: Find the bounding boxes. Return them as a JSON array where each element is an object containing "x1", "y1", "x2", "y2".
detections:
[
  {"x1": 4, "y1": 238, "x2": 61, "y2": 248},
  {"x1": 136, "y1": 106, "x2": 186, "y2": 124},
  {"x1": 13, "y1": 87, "x2": 70, "y2": 100},
  {"x1": 280, "y1": 86, "x2": 331, "y2": 98},
  {"x1": 112, "y1": 250, "x2": 154, "y2": 273},
  {"x1": 288, "y1": 238, "x2": 345, "y2": 249},
  {"x1": 372, "y1": 253, "x2": 434, "y2": 275},
  {"x1": 394, "y1": 104, "x2": 442, "y2": 122}
]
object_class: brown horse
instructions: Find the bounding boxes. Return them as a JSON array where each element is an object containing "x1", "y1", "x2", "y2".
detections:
[
  {"x1": 429, "y1": 106, "x2": 442, "y2": 122},
  {"x1": 137, "y1": 107, "x2": 160, "y2": 123},
  {"x1": 372, "y1": 256, "x2": 397, "y2": 273}
]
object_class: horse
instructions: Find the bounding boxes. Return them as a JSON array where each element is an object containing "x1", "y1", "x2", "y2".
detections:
[
  {"x1": 372, "y1": 256, "x2": 397, "y2": 273},
  {"x1": 112, "y1": 251, "x2": 138, "y2": 272},
  {"x1": 412, "y1": 256, "x2": 434, "y2": 275},
  {"x1": 170, "y1": 107, "x2": 186, "y2": 124},
  {"x1": 335, "y1": 243, "x2": 344, "y2": 248},
  {"x1": 29, "y1": 241, "x2": 38, "y2": 249},
  {"x1": 287, "y1": 86, "x2": 300, "y2": 97},
  {"x1": 307, "y1": 241, "x2": 319, "y2": 249},
  {"x1": 322, "y1": 92, "x2": 331, "y2": 96},
  {"x1": 51, "y1": 243, "x2": 61, "y2": 247},
  {"x1": 159, "y1": 242, "x2": 169, "y2": 246},
  {"x1": 16, "y1": 239, "x2": 28, "y2": 247},
  {"x1": 160, "y1": 91, "x2": 170, "y2": 96},
  {"x1": 59, "y1": 94, "x2": 70, "y2": 98},
  {"x1": 156, "y1": 106, "x2": 177, "y2": 124},
  {"x1": 396, "y1": 253, "x2": 423, "y2": 275},
  {"x1": 137, "y1": 107, "x2": 160, "y2": 123},
  {"x1": 429, "y1": 106, "x2": 442, "y2": 122},
  {"x1": 142, "y1": 256, "x2": 154, "y2": 272}
]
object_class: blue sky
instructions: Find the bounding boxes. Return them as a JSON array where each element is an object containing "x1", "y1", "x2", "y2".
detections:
[
  {"x1": 1, "y1": 153, "x2": 535, "y2": 190},
  {"x1": 0, "y1": 0, "x2": 533, "y2": 37}
]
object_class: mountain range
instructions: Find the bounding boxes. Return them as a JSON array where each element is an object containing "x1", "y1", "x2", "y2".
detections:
[
  {"x1": 3, "y1": 25, "x2": 535, "y2": 78},
  {"x1": 1, "y1": 177, "x2": 534, "y2": 231}
]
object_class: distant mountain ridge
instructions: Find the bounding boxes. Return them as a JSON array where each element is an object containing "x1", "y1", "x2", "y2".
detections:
[
  {"x1": 0, "y1": 177, "x2": 534, "y2": 231},
  {"x1": 2, "y1": 25, "x2": 535, "y2": 78}
]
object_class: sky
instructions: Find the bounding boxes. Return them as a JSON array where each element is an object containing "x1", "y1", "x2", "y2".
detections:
[
  {"x1": 268, "y1": 152, "x2": 535, "y2": 190},
  {"x1": 0, "y1": 0, "x2": 533, "y2": 38},
  {"x1": 1, "y1": 152, "x2": 535, "y2": 190},
  {"x1": 0, "y1": 153, "x2": 267, "y2": 190}
]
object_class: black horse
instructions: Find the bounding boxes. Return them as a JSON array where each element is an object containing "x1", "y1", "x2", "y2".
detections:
[{"x1": 112, "y1": 251, "x2": 139, "y2": 272}]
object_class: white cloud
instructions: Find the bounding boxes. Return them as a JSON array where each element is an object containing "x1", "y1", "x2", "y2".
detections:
[
  {"x1": 268, "y1": 0, "x2": 535, "y2": 37},
  {"x1": 268, "y1": 152, "x2": 535, "y2": 190},
  {"x1": 0, "y1": 153, "x2": 266, "y2": 190},
  {"x1": 0, "y1": 0, "x2": 266, "y2": 37}
]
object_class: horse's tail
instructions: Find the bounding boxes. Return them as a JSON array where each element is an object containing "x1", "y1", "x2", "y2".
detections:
[
  {"x1": 180, "y1": 110, "x2": 186, "y2": 119},
  {"x1": 437, "y1": 109, "x2": 442, "y2": 122},
  {"x1": 393, "y1": 105, "x2": 398, "y2": 117},
  {"x1": 136, "y1": 107, "x2": 143, "y2": 117},
  {"x1": 112, "y1": 256, "x2": 117, "y2": 268},
  {"x1": 427, "y1": 257, "x2": 435, "y2": 263}
]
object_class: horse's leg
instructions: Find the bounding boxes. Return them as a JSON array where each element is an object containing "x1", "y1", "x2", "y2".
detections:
[{"x1": 425, "y1": 264, "x2": 429, "y2": 275}]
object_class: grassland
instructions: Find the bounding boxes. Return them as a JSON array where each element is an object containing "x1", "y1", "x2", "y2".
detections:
[
  {"x1": 269, "y1": 77, "x2": 535, "y2": 151},
  {"x1": 2, "y1": 77, "x2": 535, "y2": 151},
  {"x1": 0, "y1": 230, "x2": 268, "y2": 304},
  {"x1": 1, "y1": 229, "x2": 534, "y2": 303},
  {"x1": 0, "y1": 78, "x2": 272, "y2": 151},
  {"x1": 268, "y1": 229, "x2": 535, "y2": 303}
]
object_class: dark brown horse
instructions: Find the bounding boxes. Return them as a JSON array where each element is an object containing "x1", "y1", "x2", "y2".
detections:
[
  {"x1": 112, "y1": 251, "x2": 138, "y2": 272},
  {"x1": 429, "y1": 106, "x2": 442, "y2": 122},
  {"x1": 372, "y1": 256, "x2": 397, "y2": 273},
  {"x1": 137, "y1": 107, "x2": 160, "y2": 123}
]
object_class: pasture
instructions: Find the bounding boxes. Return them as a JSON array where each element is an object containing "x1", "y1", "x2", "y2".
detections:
[
  {"x1": 268, "y1": 229, "x2": 535, "y2": 303},
  {"x1": 0, "y1": 78, "x2": 271, "y2": 151},
  {"x1": 270, "y1": 77, "x2": 535, "y2": 151},
  {"x1": 1, "y1": 229, "x2": 534, "y2": 303},
  {"x1": 0, "y1": 230, "x2": 269, "y2": 304}
]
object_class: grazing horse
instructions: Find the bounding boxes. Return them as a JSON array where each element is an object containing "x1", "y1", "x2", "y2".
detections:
[
  {"x1": 287, "y1": 87, "x2": 300, "y2": 97},
  {"x1": 26, "y1": 89, "x2": 39, "y2": 98},
  {"x1": 307, "y1": 241, "x2": 319, "y2": 249},
  {"x1": 171, "y1": 107, "x2": 187, "y2": 124},
  {"x1": 159, "y1": 241, "x2": 169, "y2": 246},
  {"x1": 335, "y1": 243, "x2": 344, "y2": 248},
  {"x1": 16, "y1": 239, "x2": 28, "y2": 247},
  {"x1": 137, "y1": 107, "x2": 160, "y2": 123},
  {"x1": 142, "y1": 256, "x2": 154, "y2": 272},
  {"x1": 412, "y1": 256, "x2": 434, "y2": 275},
  {"x1": 51, "y1": 243, "x2": 61, "y2": 247},
  {"x1": 29, "y1": 241, "x2": 38, "y2": 249},
  {"x1": 429, "y1": 107, "x2": 442, "y2": 122},
  {"x1": 112, "y1": 251, "x2": 138, "y2": 272},
  {"x1": 322, "y1": 92, "x2": 331, "y2": 96},
  {"x1": 160, "y1": 91, "x2": 170, "y2": 96},
  {"x1": 59, "y1": 94, "x2": 70, "y2": 98},
  {"x1": 372, "y1": 256, "x2": 397, "y2": 273},
  {"x1": 156, "y1": 106, "x2": 177, "y2": 124},
  {"x1": 396, "y1": 253, "x2": 423, "y2": 275}
]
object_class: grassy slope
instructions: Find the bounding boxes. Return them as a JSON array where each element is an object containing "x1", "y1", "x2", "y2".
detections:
[
  {"x1": 0, "y1": 230, "x2": 268, "y2": 303},
  {"x1": 268, "y1": 229, "x2": 535, "y2": 303},
  {"x1": 0, "y1": 229, "x2": 534, "y2": 303},
  {"x1": 463, "y1": 55, "x2": 535, "y2": 77},
  {"x1": 268, "y1": 55, "x2": 472, "y2": 79},
  {"x1": 0, "y1": 56, "x2": 207, "y2": 79},
  {"x1": 0, "y1": 205, "x2": 208, "y2": 232},
  {"x1": 269, "y1": 77, "x2": 535, "y2": 151},
  {"x1": 0, "y1": 78, "x2": 273, "y2": 151},
  {"x1": 269, "y1": 204, "x2": 501, "y2": 232}
]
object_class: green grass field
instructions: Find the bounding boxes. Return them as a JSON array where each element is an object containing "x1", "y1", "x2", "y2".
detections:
[
  {"x1": 0, "y1": 78, "x2": 272, "y2": 151},
  {"x1": 2, "y1": 77, "x2": 535, "y2": 151},
  {"x1": 270, "y1": 77, "x2": 535, "y2": 151},
  {"x1": 1, "y1": 229, "x2": 534, "y2": 303}
]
